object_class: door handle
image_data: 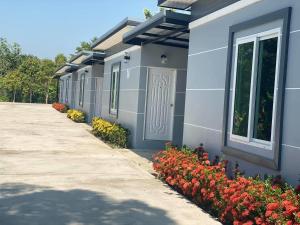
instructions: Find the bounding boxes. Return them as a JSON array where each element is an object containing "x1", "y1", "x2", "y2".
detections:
[{"x1": 170, "y1": 104, "x2": 174, "y2": 107}]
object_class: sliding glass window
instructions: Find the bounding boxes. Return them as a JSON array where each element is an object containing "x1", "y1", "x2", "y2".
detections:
[
  {"x1": 109, "y1": 63, "x2": 121, "y2": 116},
  {"x1": 79, "y1": 73, "x2": 85, "y2": 107},
  {"x1": 231, "y1": 29, "x2": 280, "y2": 149}
]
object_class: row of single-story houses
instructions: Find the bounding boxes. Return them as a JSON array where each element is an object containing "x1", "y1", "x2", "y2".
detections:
[{"x1": 54, "y1": 0, "x2": 300, "y2": 185}]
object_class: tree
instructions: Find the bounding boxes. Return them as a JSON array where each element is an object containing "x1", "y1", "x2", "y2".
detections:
[
  {"x1": 144, "y1": 9, "x2": 153, "y2": 19},
  {"x1": 39, "y1": 59, "x2": 56, "y2": 104},
  {"x1": 54, "y1": 53, "x2": 67, "y2": 68},
  {"x1": 1, "y1": 70, "x2": 23, "y2": 102},
  {"x1": 75, "y1": 37, "x2": 98, "y2": 52},
  {"x1": 19, "y1": 56, "x2": 41, "y2": 103},
  {"x1": 0, "y1": 38, "x2": 22, "y2": 76}
]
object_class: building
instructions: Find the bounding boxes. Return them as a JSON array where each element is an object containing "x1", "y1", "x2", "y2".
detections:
[
  {"x1": 92, "y1": 15, "x2": 189, "y2": 149},
  {"x1": 55, "y1": 0, "x2": 300, "y2": 184},
  {"x1": 55, "y1": 51, "x2": 105, "y2": 122},
  {"x1": 159, "y1": 0, "x2": 299, "y2": 184}
]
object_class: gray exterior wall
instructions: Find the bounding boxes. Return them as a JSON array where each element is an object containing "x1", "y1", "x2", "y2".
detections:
[
  {"x1": 59, "y1": 73, "x2": 72, "y2": 106},
  {"x1": 101, "y1": 44, "x2": 188, "y2": 149},
  {"x1": 184, "y1": 0, "x2": 300, "y2": 185},
  {"x1": 73, "y1": 64, "x2": 104, "y2": 123}
]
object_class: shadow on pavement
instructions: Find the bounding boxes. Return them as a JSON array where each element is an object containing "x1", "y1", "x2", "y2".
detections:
[{"x1": 0, "y1": 183, "x2": 177, "y2": 225}]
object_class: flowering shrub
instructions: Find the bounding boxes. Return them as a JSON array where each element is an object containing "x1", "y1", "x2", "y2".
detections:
[
  {"x1": 67, "y1": 109, "x2": 85, "y2": 123},
  {"x1": 153, "y1": 144, "x2": 300, "y2": 225},
  {"x1": 91, "y1": 117, "x2": 129, "y2": 148},
  {"x1": 52, "y1": 102, "x2": 68, "y2": 113}
]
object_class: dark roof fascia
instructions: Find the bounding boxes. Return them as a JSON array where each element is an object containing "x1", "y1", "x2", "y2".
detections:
[
  {"x1": 123, "y1": 10, "x2": 190, "y2": 45},
  {"x1": 81, "y1": 52, "x2": 106, "y2": 65},
  {"x1": 65, "y1": 63, "x2": 80, "y2": 73},
  {"x1": 158, "y1": 0, "x2": 195, "y2": 10},
  {"x1": 91, "y1": 18, "x2": 140, "y2": 49}
]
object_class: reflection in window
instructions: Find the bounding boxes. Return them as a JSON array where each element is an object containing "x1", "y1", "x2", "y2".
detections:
[
  {"x1": 231, "y1": 31, "x2": 279, "y2": 147},
  {"x1": 253, "y1": 37, "x2": 278, "y2": 141},
  {"x1": 79, "y1": 73, "x2": 85, "y2": 107},
  {"x1": 233, "y1": 42, "x2": 254, "y2": 137},
  {"x1": 110, "y1": 63, "x2": 121, "y2": 115}
]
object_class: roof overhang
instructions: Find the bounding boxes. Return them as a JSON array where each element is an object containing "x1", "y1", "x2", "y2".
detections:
[
  {"x1": 54, "y1": 63, "x2": 79, "y2": 77},
  {"x1": 69, "y1": 51, "x2": 91, "y2": 64},
  {"x1": 158, "y1": 0, "x2": 197, "y2": 10},
  {"x1": 81, "y1": 52, "x2": 106, "y2": 65},
  {"x1": 92, "y1": 18, "x2": 140, "y2": 51},
  {"x1": 123, "y1": 10, "x2": 190, "y2": 49}
]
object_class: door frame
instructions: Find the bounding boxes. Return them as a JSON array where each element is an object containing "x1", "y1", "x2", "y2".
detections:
[{"x1": 143, "y1": 67, "x2": 177, "y2": 141}]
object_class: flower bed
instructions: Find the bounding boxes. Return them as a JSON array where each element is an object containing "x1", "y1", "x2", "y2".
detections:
[
  {"x1": 91, "y1": 117, "x2": 129, "y2": 148},
  {"x1": 153, "y1": 144, "x2": 300, "y2": 225},
  {"x1": 67, "y1": 109, "x2": 85, "y2": 123},
  {"x1": 52, "y1": 102, "x2": 68, "y2": 113}
]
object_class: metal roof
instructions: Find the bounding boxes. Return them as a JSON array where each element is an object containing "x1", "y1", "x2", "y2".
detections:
[
  {"x1": 81, "y1": 52, "x2": 106, "y2": 65},
  {"x1": 54, "y1": 63, "x2": 79, "y2": 76},
  {"x1": 158, "y1": 0, "x2": 197, "y2": 10},
  {"x1": 69, "y1": 51, "x2": 106, "y2": 65},
  {"x1": 92, "y1": 18, "x2": 140, "y2": 51},
  {"x1": 123, "y1": 10, "x2": 190, "y2": 49},
  {"x1": 69, "y1": 51, "x2": 91, "y2": 64}
]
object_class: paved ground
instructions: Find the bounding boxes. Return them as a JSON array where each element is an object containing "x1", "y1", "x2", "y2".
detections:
[{"x1": 0, "y1": 103, "x2": 220, "y2": 225}]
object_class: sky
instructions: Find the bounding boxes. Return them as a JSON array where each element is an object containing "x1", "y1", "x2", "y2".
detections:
[{"x1": 0, "y1": 0, "x2": 159, "y2": 60}]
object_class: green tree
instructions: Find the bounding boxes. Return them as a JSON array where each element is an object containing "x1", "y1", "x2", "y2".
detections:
[
  {"x1": 54, "y1": 53, "x2": 67, "y2": 68},
  {"x1": 144, "y1": 9, "x2": 153, "y2": 19},
  {"x1": 0, "y1": 38, "x2": 22, "y2": 76},
  {"x1": 39, "y1": 59, "x2": 57, "y2": 104},
  {"x1": 19, "y1": 56, "x2": 41, "y2": 103},
  {"x1": 75, "y1": 37, "x2": 98, "y2": 52},
  {"x1": 1, "y1": 70, "x2": 23, "y2": 102}
]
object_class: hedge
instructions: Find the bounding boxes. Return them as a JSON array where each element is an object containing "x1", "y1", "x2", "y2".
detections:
[
  {"x1": 91, "y1": 117, "x2": 129, "y2": 148},
  {"x1": 52, "y1": 102, "x2": 68, "y2": 113},
  {"x1": 153, "y1": 144, "x2": 300, "y2": 225},
  {"x1": 67, "y1": 109, "x2": 85, "y2": 123}
]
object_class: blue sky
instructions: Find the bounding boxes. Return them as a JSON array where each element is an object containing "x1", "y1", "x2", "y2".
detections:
[{"x1": 0, "y1": 0, "x2": 159, "y2": 60}]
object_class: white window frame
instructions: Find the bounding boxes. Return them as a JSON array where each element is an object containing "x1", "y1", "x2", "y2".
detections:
[
  {"x1": 79, "y1": 73, "x2": 85, "y2": 107},
  {"x1": 230, "y1": 28, "x2": 282, "y2": 150},
  {"x1": 65, "y1": 78, "x2": 69, "y2": 103},
  {"x1": 109, "y1": 63, "x2": 121, "y2": 116},
  {"x1": 60, "y1": 80, "x2": 64, "y2": 102}
]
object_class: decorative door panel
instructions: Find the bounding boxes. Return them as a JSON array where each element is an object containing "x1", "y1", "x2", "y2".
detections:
[{"x1": 145, "y1": 68, "x2": 176, "y2": 140}]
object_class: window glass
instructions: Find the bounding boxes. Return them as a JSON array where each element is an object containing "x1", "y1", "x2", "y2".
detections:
[
  {"x1": 232, "y1": 42, "x2": 254, "y2": 137},
  {"x1": 110, "y1": 63, "x2": 120, "y2": 115},
  {"x1": 253, "y1": 37, "x2": 278, "y2": 141},
  {"x1": 231, "y1": 30, "x2": 279, "y2": 146},
  {"x1": 79, "y1": 74, "x2": 85, "y2": 107},
  {"x1": 65, "y1": 78, "x2": 69, "y2": 103}
]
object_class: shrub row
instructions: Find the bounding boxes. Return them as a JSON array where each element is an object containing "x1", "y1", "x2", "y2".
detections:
[
  {"x1": 52, "y1": 102, "x2": 68, "y2": 113},
  {"x1": 91, "y1": 117, "x2": 129, "y2": 148},
  {"x1": 67, "y1": 109, "x2": 85, "y2": 123},
  {"x1": 153, "y1": 144, "x2": 300, "y2": 225}
]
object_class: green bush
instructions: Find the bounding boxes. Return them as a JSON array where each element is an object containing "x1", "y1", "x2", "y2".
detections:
[
  {"x1": 92, "y1": 117, "x2": 129, "y2": 148},
  {"x1": 67, "y1": 109, "x2": 85, "y2": 123}
]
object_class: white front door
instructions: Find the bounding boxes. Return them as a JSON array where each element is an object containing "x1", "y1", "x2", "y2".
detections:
[{"x1": 145, "y1": 67, "x2": 176, "y2": 141}]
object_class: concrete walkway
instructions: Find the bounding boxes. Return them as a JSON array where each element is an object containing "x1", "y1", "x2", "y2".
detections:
[{"x1": 0, "y1": 103, "x2": 220, "y2": 225}]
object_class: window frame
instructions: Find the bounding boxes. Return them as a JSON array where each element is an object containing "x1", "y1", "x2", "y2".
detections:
[
  {"x1": 109, "y1": 62, "x2": 121, "y2": 117},
  {"x1": 229, "y1": 28, "x2": 281, "y2": 151},
  {"x1": 222, "y1": 7, "x2": 292, "y2": 170},
  {"x1": 79, "y1": 73, "x2": 85, "y2": 107},
  {"x1": 60, "y1": 80, "x2": 64, "y2": 102},
  {"x1": 65, "y1": 77, "x2": 70, "y2": 103}
]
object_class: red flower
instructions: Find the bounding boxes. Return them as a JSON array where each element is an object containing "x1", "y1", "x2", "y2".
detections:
[
  {"x1": 272, "y1": 213, "x2": 279, "y2": 220},
  {"x1": 255, "y1": 217, "x2": 263, "y2": 224},
  {"x1": 242, "y1": 209, "x2": 250, "y2": 217},
  {"x1": 266, "y1": 202, "x2": 279, "y2": 211}
]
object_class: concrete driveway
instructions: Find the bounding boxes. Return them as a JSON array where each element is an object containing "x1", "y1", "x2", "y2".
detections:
[{"x1": 0, "y1": 103, "x2": 220, "y2": 225}]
